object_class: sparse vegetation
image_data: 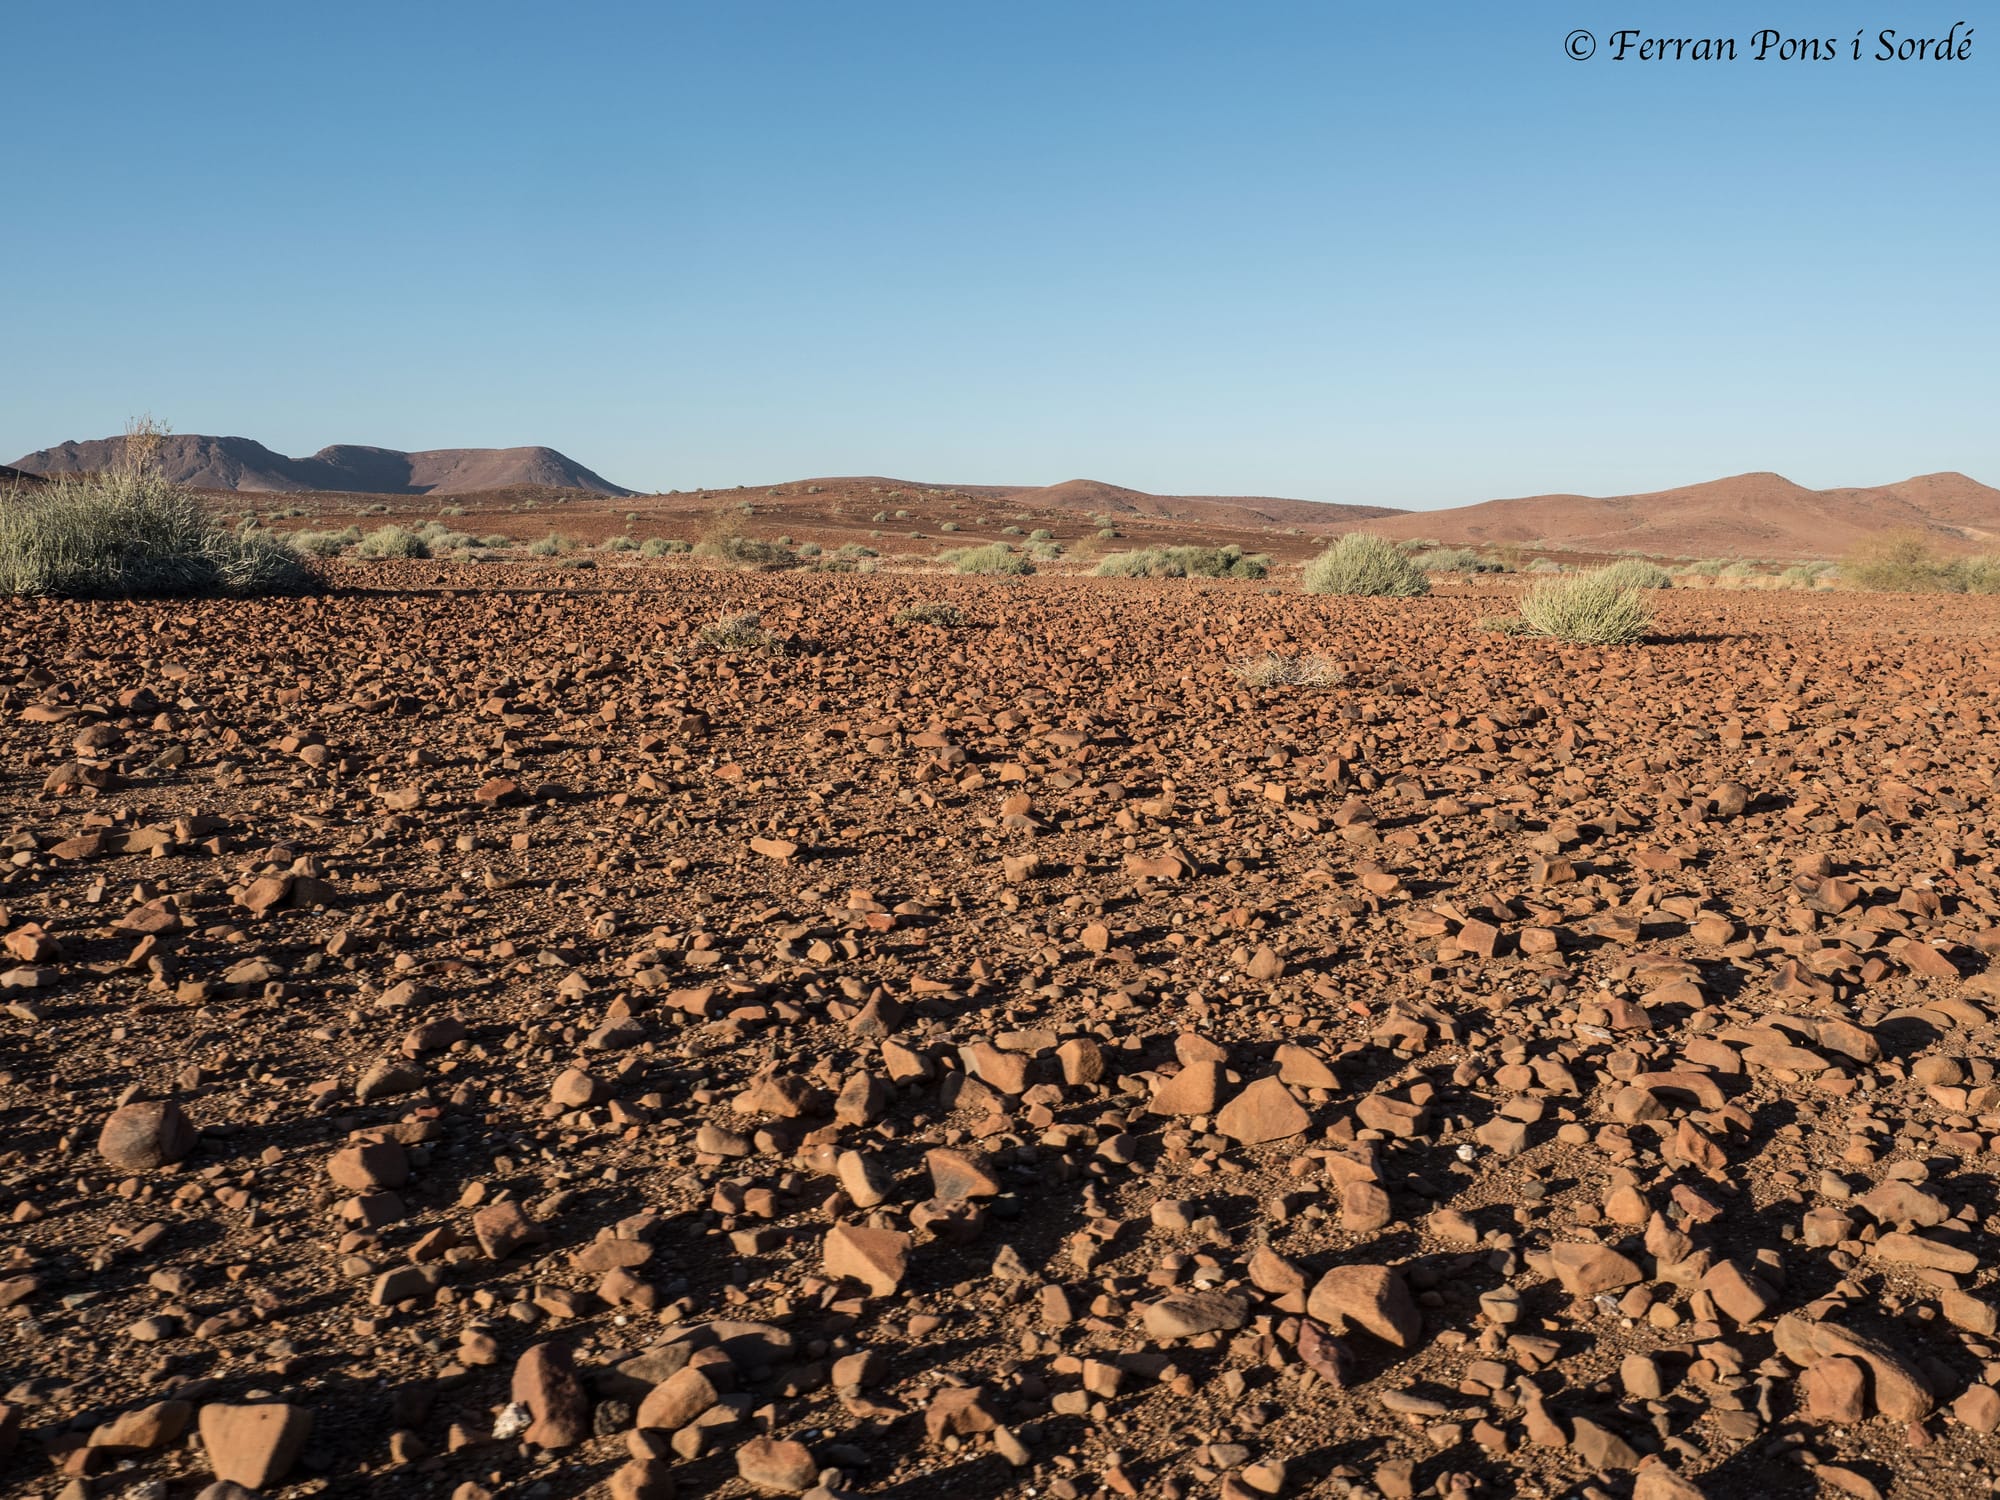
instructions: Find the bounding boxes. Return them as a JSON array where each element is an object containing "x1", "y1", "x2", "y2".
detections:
[
  {"x1": 415, "y1": 520, "x2": 475, "y2": 552},
  {"x1": 893, "y1": 601, "x2": 965, "y2": 627},
  {"x1": 0, "y1": 467, "x2": 315, "y2": 598},
  {"x1": 640, "y1": 537, "x2": 690, "y2": 557},
  {"x1": 289, "y1": 526, "x2": 362, "y2": 557},
  {"x1": 1595, "y1": 558, "x2": 1673, "y2": 590},
  {"x1": 1095, "y1": 544, "x2": 1269, "y2": 580},
  {"x1": 1229, "y1": 652, "x2": 1345, "y2": 688},
  {"x1": 1477, "y1": 614, "x2": 1534, "y2": 636},
  {"x1": 528, "y1": 534, "x2": 576, "y2": 558},
  {"x1": 693, "y1": 534, "x2": 798, "y2": 569},
  {"x1": 600, "y1": 535, "x2": 638, "y2": 552},
  {"x1": 1300, "y1": 533, "x2": 1430, "y2": 597},
  {"x1": 1410, "y1": 545, "x2": 1500, "y2": 574},
  {"x1": 1843, "y1": 531, "x2": 1964, "y2": 593},
  {"x1": 356, "y1": 524, "x2": 430, "y2": 559},
  {"x1": 1518, "y1": 567, "x2": 1652, "y2": 644},
  {"x1": 940, "y1": 542, "x2": 1032, "y2": 576},
  {"x1": 697, "y1": 610, "x2": 795, "y2": 653},
  {"x1": 1958, "y1": 556, "x2": 2000, "y2": 594},
  {"x1": 478, "y1": 534, "x2": 513, "y2": 549}
]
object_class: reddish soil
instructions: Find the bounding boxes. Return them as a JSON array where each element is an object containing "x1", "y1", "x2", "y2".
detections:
[{"x1": 4, "y1": 568, "x2": 2000, "y2": 1500}]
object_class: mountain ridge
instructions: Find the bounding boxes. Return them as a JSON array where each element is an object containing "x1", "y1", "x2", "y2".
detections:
[{"x1": 11, "y1": 434, "x2": 633, "y2": 497}]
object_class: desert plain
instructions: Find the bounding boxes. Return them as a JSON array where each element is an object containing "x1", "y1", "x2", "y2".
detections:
[{"x1": 4, "y1": 486, "x2": 2000, "y2": 1500}]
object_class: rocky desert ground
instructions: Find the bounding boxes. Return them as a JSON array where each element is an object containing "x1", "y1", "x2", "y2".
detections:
[{"x1": 5, "y1": 561, "x2": 2000, "y2": 1500}]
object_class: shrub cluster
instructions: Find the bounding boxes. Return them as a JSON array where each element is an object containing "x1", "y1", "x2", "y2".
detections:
[
  {"x1": 0, "y1": 470, "x2": 314, "y2": 597},
  {"x1": 1230, "y1": 652, "x2": 1344, "y2": 688},
  {"x1": 1301, "y1": 533, "x2": 1430, "y2": 597},
  {"x1": 1095, "y1": 544, "x2": 1268, "y2": 580},
  {"x1": 1517, "y1": 567, "x2": 1652, "y2": 644},
  {"x1": 939, "y1": 543, "x2": 1031, "y2": 576}
]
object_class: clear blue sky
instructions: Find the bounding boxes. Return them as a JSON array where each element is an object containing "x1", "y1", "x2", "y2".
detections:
[{"x1": 5, "y1": 2, "x2": 1993, "y2": 507}]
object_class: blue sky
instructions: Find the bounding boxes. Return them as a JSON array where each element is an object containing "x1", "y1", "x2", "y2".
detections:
[{"x1": 4, "y1": 2, "x2": 1993, "y2": 507}]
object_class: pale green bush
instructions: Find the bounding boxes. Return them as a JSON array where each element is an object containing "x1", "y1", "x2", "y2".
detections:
[
  {"x1": 0, "y1": 470, "x2": 314, "y2": 596},
  {"x1": 1301, "y1": 533, "x2": 1429, "y2": 597},
  {"x1": 1519, "y1": 568, "x2": 1651, "y2": 644}
]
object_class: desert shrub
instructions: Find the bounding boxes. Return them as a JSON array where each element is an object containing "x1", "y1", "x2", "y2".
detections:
[
  {"x1": 1519, "y1": 568, "x2": 1652, "y2": 644},
  {"x1": 693, "y1": 534, "x2": 797, "y2": 569},
  {"x1": 357, "y1": 524, "x2": 430, "y2": 559},
  {"x1": 1596, "y1": 558, "x2": 1673, "y2": 590},
  {"x1": 640, "y1": 537, "x2": 690, "y2": 557},
  {"x1": 415, "y1": 520, "x2": 475, "y2": 551},
  {"x1": 941, "y1": 542, "x2": 1032, "y2": 576},
  {"x1": 1230, "y1": 652, "x2": 1344, "y2": 688},
  {"x1": 837, "y1": 543, "x2": 877, "y2": 560},
  {"x1": 0, "y1": 469, "x2": 315, "y2": 597},
  {"x1": 528, "y1": 534, "x2": 574, "y2": 558},
  {"x1": 1095, "y1": 544, "x2": 1268, "y2": 580},
  {"x1": 289, "y1": 526, "x2": 360, "y2": 557},
  {"x1": 1843, "y1": 532, "x2": 1962, "y2": 593},
  {"x1": 1410, "y1": 545, "x2": 1497, "y2": 574},
  {"x1": 1718, "y1": 561, "x2": 1757, "y2": 580},
  {"x1": 1478, "y1": 614, "x2": 1534, "y2": 636},
  {"x1": 1301, "y1": 533, "x2": 1430, "y2": 597},
  {"x1": 698, "y1": 609, "x2": 794, "y2": 653},
  {"x1": 894, "y1": 601, "x2": 965, "y2": 627},
  {"x1": 797, "y1": 541, "x2": 823, "y2": 557},
  {"x1": 1957, "y1": 555, "x2": 2000, "y2": 594},
  {"x1": 478, "y1": 533, "x2": 512, "y2": 549},
  {"x1": 600, "y1": 535, "x2": 638, "y2": 552}
]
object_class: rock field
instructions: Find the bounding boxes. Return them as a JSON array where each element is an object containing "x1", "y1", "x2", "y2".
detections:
[{"x1": 3, "y1": 568, "x2": 2000, "y2": 1500}]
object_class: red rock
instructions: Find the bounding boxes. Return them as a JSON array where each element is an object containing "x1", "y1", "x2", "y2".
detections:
[
  {"x1": 97, "y1": 1101, "x2": 196, "y2": 1172},
  {"x1": 510, "y1": 1342, "x2": 588, "y2": 1448},
  {"x1": 823, "y1": 1222, "x2": 909, "y2": 1296},
  {"x1": 1216, "y1": 1076, "x2": 1309, "y2": 1145},
  {"x1": 198, "y1": 1403, "x2": 313, "y2": 1489},
  {"x1": 636, "y1": 1365, "x2": 720, "y2": 1430},
  {"x1": 1305, "y1": 1265, "x2": 1420, "y2": 1349},
  {"x1": 735, "y1": 1435, "x2": 818, "y2": 1493},
  {"x1": 328, "y1": 1141, "x2": 409, "y2": 1192},
  {"x1": 1149, "y1": 1060, "x2": 1222, "y2": 1116},
  {"x1": 89, "y1": 1399, "x2": 192, "y2": 1450},
  {"x1": 1549, "y1": 1242, "x2": 1644, "y2": 1297},
  {"x1": 926, "y1": 1147, "x2": 1001, "y2": 1200}
]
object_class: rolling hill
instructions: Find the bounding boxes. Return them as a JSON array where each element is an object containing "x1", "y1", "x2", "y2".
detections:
[{"x1": 1368, "y1": 471, "x2": 2000, "y2": 559}]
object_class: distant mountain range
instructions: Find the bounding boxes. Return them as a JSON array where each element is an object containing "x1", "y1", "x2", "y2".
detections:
[
  {"x1": 1365, "y1": 470, "x2": 2000, "y2": 558},
  {"x1": 10, "y1": 436, "x2": 1996, "y2": 561},
  {"x1": 10, "y1": 435, "x2": 633, "y2": 496}
]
